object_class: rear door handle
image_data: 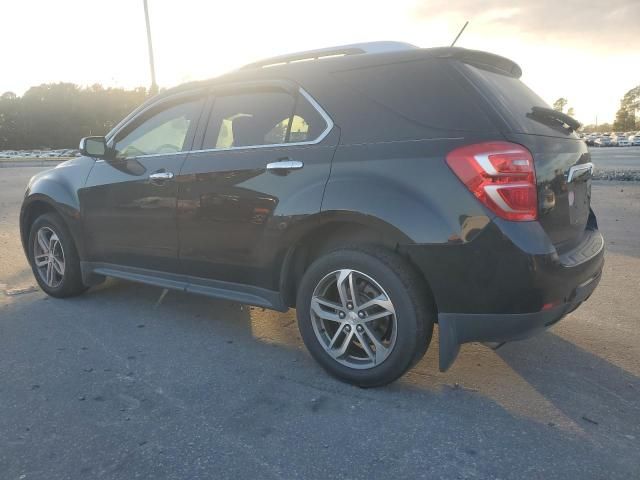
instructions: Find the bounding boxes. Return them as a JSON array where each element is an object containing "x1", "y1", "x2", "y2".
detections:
[
  {"x1": 266, "y1": 159, "x2": 304, "y2": 173},
  {"x1": 149, "y1": 171, "x2": 174, "y2": 181}
]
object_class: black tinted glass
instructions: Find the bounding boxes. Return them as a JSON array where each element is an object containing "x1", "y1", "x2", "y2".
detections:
[
  {"x1": 203, "y1": 91, "x2": 295, "y2": 149},
  {"x1": 334, "y1": 59, "x2": 495, "y2": 133},
  {"x1": 462, "y1": 64, "x2": 577, "y2": 138},
  {"x1": 289, "y1": 94, "x2": 327, "y2": 143}
]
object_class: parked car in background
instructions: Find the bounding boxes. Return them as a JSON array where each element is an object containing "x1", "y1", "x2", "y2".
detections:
[
  {"x1": 0, "y1": 149, "x2": 80, "y2": 159},
  {"x1": 611, "y1": 134, "x2": 630, "y2": 147},
  {"x1": 594, "y1": 135, "x2": 612, "y2": 147},
  {"x1": 629, "y1": 133, "x2": 640, "y2": 146},
  {"x1": 585, "y1": 133, "x2": 598, "y2": 146},
  {"x1": 20, "y1": 42, "x2": 604, "y2": 386}
]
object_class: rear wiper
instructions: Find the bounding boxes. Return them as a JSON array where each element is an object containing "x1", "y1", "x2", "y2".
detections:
[{"x1": 526, "y1": 106, "x2": 581, "y2": 133}]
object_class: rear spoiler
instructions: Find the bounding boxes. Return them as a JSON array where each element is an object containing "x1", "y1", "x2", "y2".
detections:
[
  {"x1": 430, "y1": 47, "x2": 522, "y2": 78},
  {"x1": 528, "y1": 107, "x2": 582, "y2": 132}
]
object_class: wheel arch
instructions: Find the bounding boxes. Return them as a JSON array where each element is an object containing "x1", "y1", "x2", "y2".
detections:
[
  {"x1": 278, "y1": 211, "x2": 431, "y2": 308},
  {"x1": 20, "y1": 194, "x2": 84, "y2": 260}
]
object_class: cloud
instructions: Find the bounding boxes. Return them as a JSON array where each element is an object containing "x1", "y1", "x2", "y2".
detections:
[{"x1": 413, "y1": 0, "x2": 640, "y2": 48}]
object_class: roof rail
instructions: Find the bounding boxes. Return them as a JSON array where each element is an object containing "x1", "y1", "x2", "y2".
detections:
[{"x1": 240, "y1": 41, "x2": 418, "y2": 70}]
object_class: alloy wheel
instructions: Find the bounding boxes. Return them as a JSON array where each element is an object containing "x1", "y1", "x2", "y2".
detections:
[
  {"x1": 33, "y1": 226, "x2": 65, "y2": 288},
  {"x1": 310, "y1": 269, "x2": 397, "y2": 369}
]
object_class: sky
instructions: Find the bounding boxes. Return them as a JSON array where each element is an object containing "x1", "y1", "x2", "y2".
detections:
[{"x1": 2, "y1": 0, "x2": 638, "y2": 125}]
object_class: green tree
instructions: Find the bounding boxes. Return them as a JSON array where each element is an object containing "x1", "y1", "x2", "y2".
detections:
[
  {"x1": 613, "y1": 85, "x2": 639, "y2": 131},
  {"x1": 553, "y1": 98, "x2": 568, "y2": 113},
  {"x1": 0, "y1": 83, "x2": 149, "y2": 149},
  {"x1": 0, "y1": 91, "x2": 20, "y2": 147},
  {"x1": 621, "y1": 85, "x2": 640, "y2": 114},
  {"x1": 613, "y1": 105, "x2": 636, "y2": 131},
  {"x1": 583, "y1": 123, "x2": 613, "y2": 133}
]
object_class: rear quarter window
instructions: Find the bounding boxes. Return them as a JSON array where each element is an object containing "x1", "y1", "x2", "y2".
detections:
[{"x1": 332, "y1": 59, "x2": 496, "y2": 134}]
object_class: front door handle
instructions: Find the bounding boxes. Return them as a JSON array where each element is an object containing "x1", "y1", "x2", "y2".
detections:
[
  {"x1": 149, "y1": 171, "x2": 174, "y2": 181},
  {"x1": 266, "y1": 159, "x2": 304, "y2": 173}
]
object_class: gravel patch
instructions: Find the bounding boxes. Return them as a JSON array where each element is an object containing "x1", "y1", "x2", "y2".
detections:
[{"x1": 593, "y1": 169, "x2": 640, "y2": 182}]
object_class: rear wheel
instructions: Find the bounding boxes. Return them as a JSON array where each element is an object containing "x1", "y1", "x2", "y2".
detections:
[
  {"x1": 28, "y1": 213, "x2": 87, "y2": 298},
  {"x1": 296, "y1": 246, "x2": 434, "y2": 387}
]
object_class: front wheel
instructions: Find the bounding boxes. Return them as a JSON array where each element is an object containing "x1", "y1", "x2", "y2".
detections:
[
  {"x1": 296, "y1": 247, "x2": 434, "y2": 387},
  {"x1": 28, "y1": 213, "x2": 87, "y2": 298}
]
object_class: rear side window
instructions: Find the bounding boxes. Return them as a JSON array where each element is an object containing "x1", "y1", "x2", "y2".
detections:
[
  {"x1": 202, "y1": 90, "x2": 327, "y2": 149},
  {"x1": 289, "y1": 95, "x2": 328, "y2": 142},
  {"x1": 332, "y1": 59, "x2": 496, "y2": 133},
  {"x1": 461, "y1": 64, "x2": 577, "y2": 138}
]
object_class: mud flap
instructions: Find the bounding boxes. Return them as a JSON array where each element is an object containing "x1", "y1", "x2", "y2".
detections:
[
  {"x1": 437, "y1": 307, "x2": 568, "y2": 372},
  {"x1": 437, "y1": 314, "x2": 461, "y2": 372}
]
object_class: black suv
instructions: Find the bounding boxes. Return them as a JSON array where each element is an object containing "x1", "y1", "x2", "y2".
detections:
[{"x1": 21, "y1": 42, "x2": 604, "y2": 386}]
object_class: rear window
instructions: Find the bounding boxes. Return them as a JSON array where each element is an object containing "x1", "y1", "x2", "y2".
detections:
[
  {"x1": 461, "y1": 64, "x2": 578, "y2": 138},
  {"x1": 332, "y1": 59, "x2": 496, "y2": 133}
]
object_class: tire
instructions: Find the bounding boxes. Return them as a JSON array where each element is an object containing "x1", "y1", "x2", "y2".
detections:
[
  {"x1": 28, "y1": 212, "x2": 87, "y2": 298},
  {"x1": 296, "y1": 246, "x2": 434, "y2": 387}
]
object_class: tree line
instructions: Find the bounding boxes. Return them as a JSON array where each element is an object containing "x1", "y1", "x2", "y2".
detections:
[
  {"x1": 553, "y1": 84, "x2": 640, "y2": 133},
  {"x1": 0, "y1": 83, "x2": 150, "y2": 149}
]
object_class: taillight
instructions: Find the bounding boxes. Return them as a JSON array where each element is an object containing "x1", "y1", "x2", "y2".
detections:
[{"x1": 446, "y1": 141, "x2": 537, "y2": 221}]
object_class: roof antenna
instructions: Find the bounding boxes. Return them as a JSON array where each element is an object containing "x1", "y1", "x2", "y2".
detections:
[{"x1": 450, "y1": 21, "x2": 469, "y2": 47}]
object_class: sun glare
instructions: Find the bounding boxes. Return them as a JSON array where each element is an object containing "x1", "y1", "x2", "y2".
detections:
[{"x1": 1, "y1": 0, "x2": 638, "y2": 124}]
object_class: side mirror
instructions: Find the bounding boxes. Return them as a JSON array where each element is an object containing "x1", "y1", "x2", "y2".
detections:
[{"x1": 79, "y1": 136, "x2": 108, "y2": 158}]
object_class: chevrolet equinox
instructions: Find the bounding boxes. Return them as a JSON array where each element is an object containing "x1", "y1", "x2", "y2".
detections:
[{"x1": 21, "y1": 42, "x2": 604, "y2": 386}]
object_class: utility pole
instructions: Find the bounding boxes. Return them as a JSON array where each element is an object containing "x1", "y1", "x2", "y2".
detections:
[{"x1": 143, "y1": 0, "x2": 158, "y2": 95}]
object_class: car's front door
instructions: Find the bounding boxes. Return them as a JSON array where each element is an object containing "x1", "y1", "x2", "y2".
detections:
[
  {"x1": 177, "y1": 83, "x2": 338, "y2": 291},
  {"x1": 80, "y1": 91, "x2": 205, "y2": 272}
]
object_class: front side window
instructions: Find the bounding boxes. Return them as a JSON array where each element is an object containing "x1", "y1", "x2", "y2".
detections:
[
  {"x1": 114, "y1": 98, "x2": 201, "y2": 158},
  {"x1": 202, "y1": 89, "x2": 328, "y2": 149}
]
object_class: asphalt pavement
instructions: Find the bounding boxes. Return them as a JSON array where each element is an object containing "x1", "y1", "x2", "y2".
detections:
[
  {"x1": 590, "y1": 145, "x2": 640, "y2": 170},
  {"x1": 1, "y1": 166, "x2": 639, "y2": 479}
]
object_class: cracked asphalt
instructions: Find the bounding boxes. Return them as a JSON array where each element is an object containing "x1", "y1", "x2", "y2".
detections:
[{"x1": 1, "y1": 166, "x2": 639, "y2": 479}]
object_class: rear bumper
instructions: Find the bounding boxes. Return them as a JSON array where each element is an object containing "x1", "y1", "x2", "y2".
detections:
[
  {"x1": 401, "y1": 212, "x2": 605, "y2": 371},
  {"x1": 437, "y1": 266, "x2": 601, "y2": 370}
]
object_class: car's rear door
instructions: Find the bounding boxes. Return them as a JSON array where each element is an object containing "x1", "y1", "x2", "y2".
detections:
[
  {"x1": 80, "y1": 91, "x2": 205, "y2": 272},
  {"x1": 176, "y1": 82, "x2": 338, "y2": 291}
]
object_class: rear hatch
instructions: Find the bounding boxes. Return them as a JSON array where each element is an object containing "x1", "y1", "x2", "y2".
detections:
[{"x1": 455, "y1": 60, "x2": 593, "y2": 252}]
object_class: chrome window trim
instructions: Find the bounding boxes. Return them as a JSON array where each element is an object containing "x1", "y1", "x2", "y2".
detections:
[{"x1": 105, "y1": 87, "x2": 334, "y2": 161}]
